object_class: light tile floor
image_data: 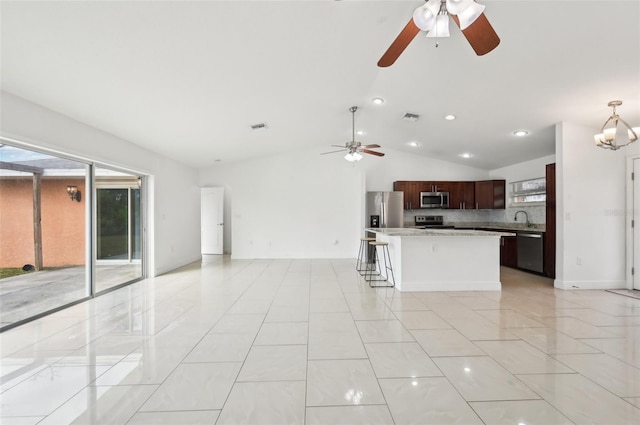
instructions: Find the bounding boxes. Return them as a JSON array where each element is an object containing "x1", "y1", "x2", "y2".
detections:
[{"x1": 1, "y1": 257, "x2": 640, "y2": 424}]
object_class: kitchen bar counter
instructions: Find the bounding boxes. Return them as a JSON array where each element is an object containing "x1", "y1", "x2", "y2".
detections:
[
  {"x1": 403, "y1": 223, "x2": 545, "y2": 232},
  {"x1": 366, "y1": 228, "x2": 513, "y2": 292},
  {"x1": 370, "y1": 228, "x2": 514, "y2": 237}
]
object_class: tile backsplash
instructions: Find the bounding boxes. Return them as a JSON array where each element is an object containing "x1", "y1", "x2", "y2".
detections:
[
  {"x1": 404, "y1": 205, "x2": 546, "y2": 226},
  {"x1": 490, "y1": 205, "x2": 546, "y2": 225}
]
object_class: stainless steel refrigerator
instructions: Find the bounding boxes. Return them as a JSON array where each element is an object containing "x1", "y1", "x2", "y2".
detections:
[{"x1": 366, "y1": 191, "x2": 404, "y2": 229}]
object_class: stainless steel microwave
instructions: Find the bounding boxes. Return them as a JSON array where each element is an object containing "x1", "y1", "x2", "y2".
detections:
[{"x1": 420, "y1": 192, "x2": 449, "y2": 209}]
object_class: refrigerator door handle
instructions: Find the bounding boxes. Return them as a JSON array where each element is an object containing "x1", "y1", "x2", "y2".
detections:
[{"x1": 380, "y1": 202, "x2": 385, "y2": 227}]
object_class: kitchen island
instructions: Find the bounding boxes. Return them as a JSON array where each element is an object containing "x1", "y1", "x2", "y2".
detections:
[{"x1": 366, "y1": 228, "x2": 515, "y2": 292}]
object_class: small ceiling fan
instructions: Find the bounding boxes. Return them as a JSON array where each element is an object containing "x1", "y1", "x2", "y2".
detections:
[
  {"x1": 321, "y1": 106, "x2": 385, "y2": 162},
  {"x1": 378, "y1": 0, "x2": 500, "y2": 67}
]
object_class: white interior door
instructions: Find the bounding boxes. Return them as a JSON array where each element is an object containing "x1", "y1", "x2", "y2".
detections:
[
  {"x1": 201, "y1": 187, "x2": 224, "y2": 255},
  {"x1": 635, "y1": 159, "x2": 640, "y2": 290}
]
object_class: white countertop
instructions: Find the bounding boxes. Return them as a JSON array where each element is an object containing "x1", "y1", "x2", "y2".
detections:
[{"x1": 366, "y1": 228, "x2": 516, "y2": 237}]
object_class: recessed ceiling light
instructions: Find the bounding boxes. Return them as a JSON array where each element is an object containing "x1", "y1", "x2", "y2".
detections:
[
  {"x1": 371, "y1": 97, "x2": 385, "y2": 105},
  {"x1": 460, "y1": 152, "x2": 473, "y2": 158},
  {"x1": 408, "y1": 141, "x2": 420, "y2": 147},
  {"x1": 513, "y1": 130, "x2": 529, "y2": 137},
  {"x1": 444, "y1": 114, "x2": 456, "y2": 121},
  {"x1": 356, "y1": 130, "x2": 365, "y2": 136}
]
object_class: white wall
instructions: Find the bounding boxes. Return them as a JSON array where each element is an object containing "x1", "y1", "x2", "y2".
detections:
[
  {"x1": 199, "y1": 147, "x2": 364, "y2": 259},
  {"x1": 1, "y1": 91, "x2": 201, "y2": 276},
  {"x1": 198, "y1": 147, "x2": 497, "y2": 258},
  {"x1": 489, "y1": 154, "x2": 556, "y2": 225},
  {"x1": 555, "y1": 121, "x2": 637, "y2": 289},
  {"x1": 490, "y1": 154, "x2": 556, "y2": 183}
]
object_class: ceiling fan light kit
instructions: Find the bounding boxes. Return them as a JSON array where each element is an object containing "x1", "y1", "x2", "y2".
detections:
[
  {"x1": 378, "y1": 0, "x2": 499, "y2": 67},
  {"x1": 445, "y1": 0, "x2": 475, "y2": 16},
  {"x1": 451, "y1": 1, "x2": 485, "y2": 30},
  {"x1": 412, "y1": 1, "x2": 440, "y2": 31},
  {"x1": 416, "y1": 0, "x2": 484, "y2": 32},
  {"x1": 425, "y1": 15, "x2": 450, "y2": 38},
  {"x1": 344, "y1": 152, "x2": 363, "y2": 162},
  {"x1": 594, "y1": 100, "x2": 639, "y2": 151}
]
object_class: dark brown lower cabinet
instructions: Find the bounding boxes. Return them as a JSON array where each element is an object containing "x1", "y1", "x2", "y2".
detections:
[{"x1": 500, "y1": 235, "x2": 518, "y2": 268}]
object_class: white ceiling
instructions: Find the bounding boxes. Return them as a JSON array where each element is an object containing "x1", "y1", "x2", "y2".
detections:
[{"x1": 1, "y1": 0, "x2": 639, "y2": 170}]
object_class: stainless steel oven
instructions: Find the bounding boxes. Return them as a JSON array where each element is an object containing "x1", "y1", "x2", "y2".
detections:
[{"x1": 420, "y1": 192, "x2": 449, "y2": 209}]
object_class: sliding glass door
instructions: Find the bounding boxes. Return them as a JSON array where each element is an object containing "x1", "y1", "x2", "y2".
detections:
[
  {"x1": 0, "y1": 141, "x2": 146, "y2": 330},
  {"x1": 0, "y1": 144, "x2": 90, "y2": 329},
  {"x1": 95, "y1": 168, "x2": 143, "y2": 293}
]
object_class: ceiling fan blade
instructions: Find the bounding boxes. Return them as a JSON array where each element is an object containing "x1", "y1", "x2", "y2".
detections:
[
  {"x1": 377, "y1": 18, "x2": 421, "y2": 68},
  {"x1": 451, "y1": 13, "x2": 500, "y2": 56},
  {"x1": 320, "y1": 149, "x2": 347, "y2": 155},
  {"x1": 361, "y1": 149, "x2": 385, "y2": 157},
  {"x1": 330, "y1": 144, "x2": 347, "y2": 148},
  {"x1": 361, "y1": 144, "x2": 381, "y2": 149}
]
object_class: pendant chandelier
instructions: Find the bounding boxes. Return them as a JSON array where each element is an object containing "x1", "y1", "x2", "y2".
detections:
[{"x1": 594, "y1": 100, "x2": 639, "y2": 150}]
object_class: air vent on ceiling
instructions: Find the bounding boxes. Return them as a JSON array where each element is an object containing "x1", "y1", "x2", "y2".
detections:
[
  {"x1": 402, "y1": 113, "x2": 420, "y2": 122},
  {"x1": 250, "y1": 122, "x2": 268, "y2": 131}
]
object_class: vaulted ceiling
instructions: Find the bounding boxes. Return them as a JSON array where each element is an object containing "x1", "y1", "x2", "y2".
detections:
[{"x1": 1, "y1": 1, "x2": 639, "y2": 170}]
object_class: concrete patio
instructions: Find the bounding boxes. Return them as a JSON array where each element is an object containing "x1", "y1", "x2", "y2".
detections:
[{"x1": 1, "y1": 264, "x2": 141, "y2": 329}]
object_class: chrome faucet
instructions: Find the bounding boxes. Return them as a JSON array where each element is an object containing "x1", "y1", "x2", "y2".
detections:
[{"x1": 514, "y1": 210, "x2": 531, "y2": 227}]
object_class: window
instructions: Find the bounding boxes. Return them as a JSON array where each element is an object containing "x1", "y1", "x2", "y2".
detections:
[{"x1": 510, "y1": 177, "x2": 546, "y2": 205}]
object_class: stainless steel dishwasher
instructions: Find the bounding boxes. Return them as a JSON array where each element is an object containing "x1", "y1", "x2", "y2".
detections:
[{"x1": 517, "y1": 232, "x2": 544, "y2": 273}]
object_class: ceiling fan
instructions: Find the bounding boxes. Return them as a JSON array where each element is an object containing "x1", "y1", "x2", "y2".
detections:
[
  {"x1": 378, "y1": 0, "x2": 500, "y2": 68},
  {"x1": 321, "y1": 106, "x2": 385, "y2": 162}
]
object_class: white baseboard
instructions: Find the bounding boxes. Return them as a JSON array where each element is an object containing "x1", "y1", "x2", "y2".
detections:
[
  {"x1": 554, "y1": 279, "x2": 627, "y2": 290},
  {"x1": 398, "y1": 281, "x2": 502, "y2": 292}
]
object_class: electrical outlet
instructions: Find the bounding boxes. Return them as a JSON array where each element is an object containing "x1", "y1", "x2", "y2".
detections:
[
  {"x1": 576, "y1": 256, "x2": 582, "y2": 266},
  {"x1": 432, "y1": 244, "x2": 438, "y2": 253}
]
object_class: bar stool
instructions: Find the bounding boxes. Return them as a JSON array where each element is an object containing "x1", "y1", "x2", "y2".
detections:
[
  {"x1": 364, "y1": 241, "x2": 395, "y2": 288},
  {"x1": 356, "y1": 237, "x2": 376, "y2": 274}
]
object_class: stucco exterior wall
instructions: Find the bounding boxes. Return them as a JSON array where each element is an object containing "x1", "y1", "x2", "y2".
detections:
[{"x1": 0, "y1": 177, "x2": 85, "y2": 268}]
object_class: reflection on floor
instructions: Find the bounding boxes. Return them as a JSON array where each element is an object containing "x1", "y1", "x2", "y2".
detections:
[
  {"x1": 1, "y1": 258, "x2": 639, "y2": 424},
  {"x1": 0, "y1": 264, "x2": 141, "y2": 328},
  {"x1": 607, "y1": 288, "x2": 640, "y2": 301}
]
